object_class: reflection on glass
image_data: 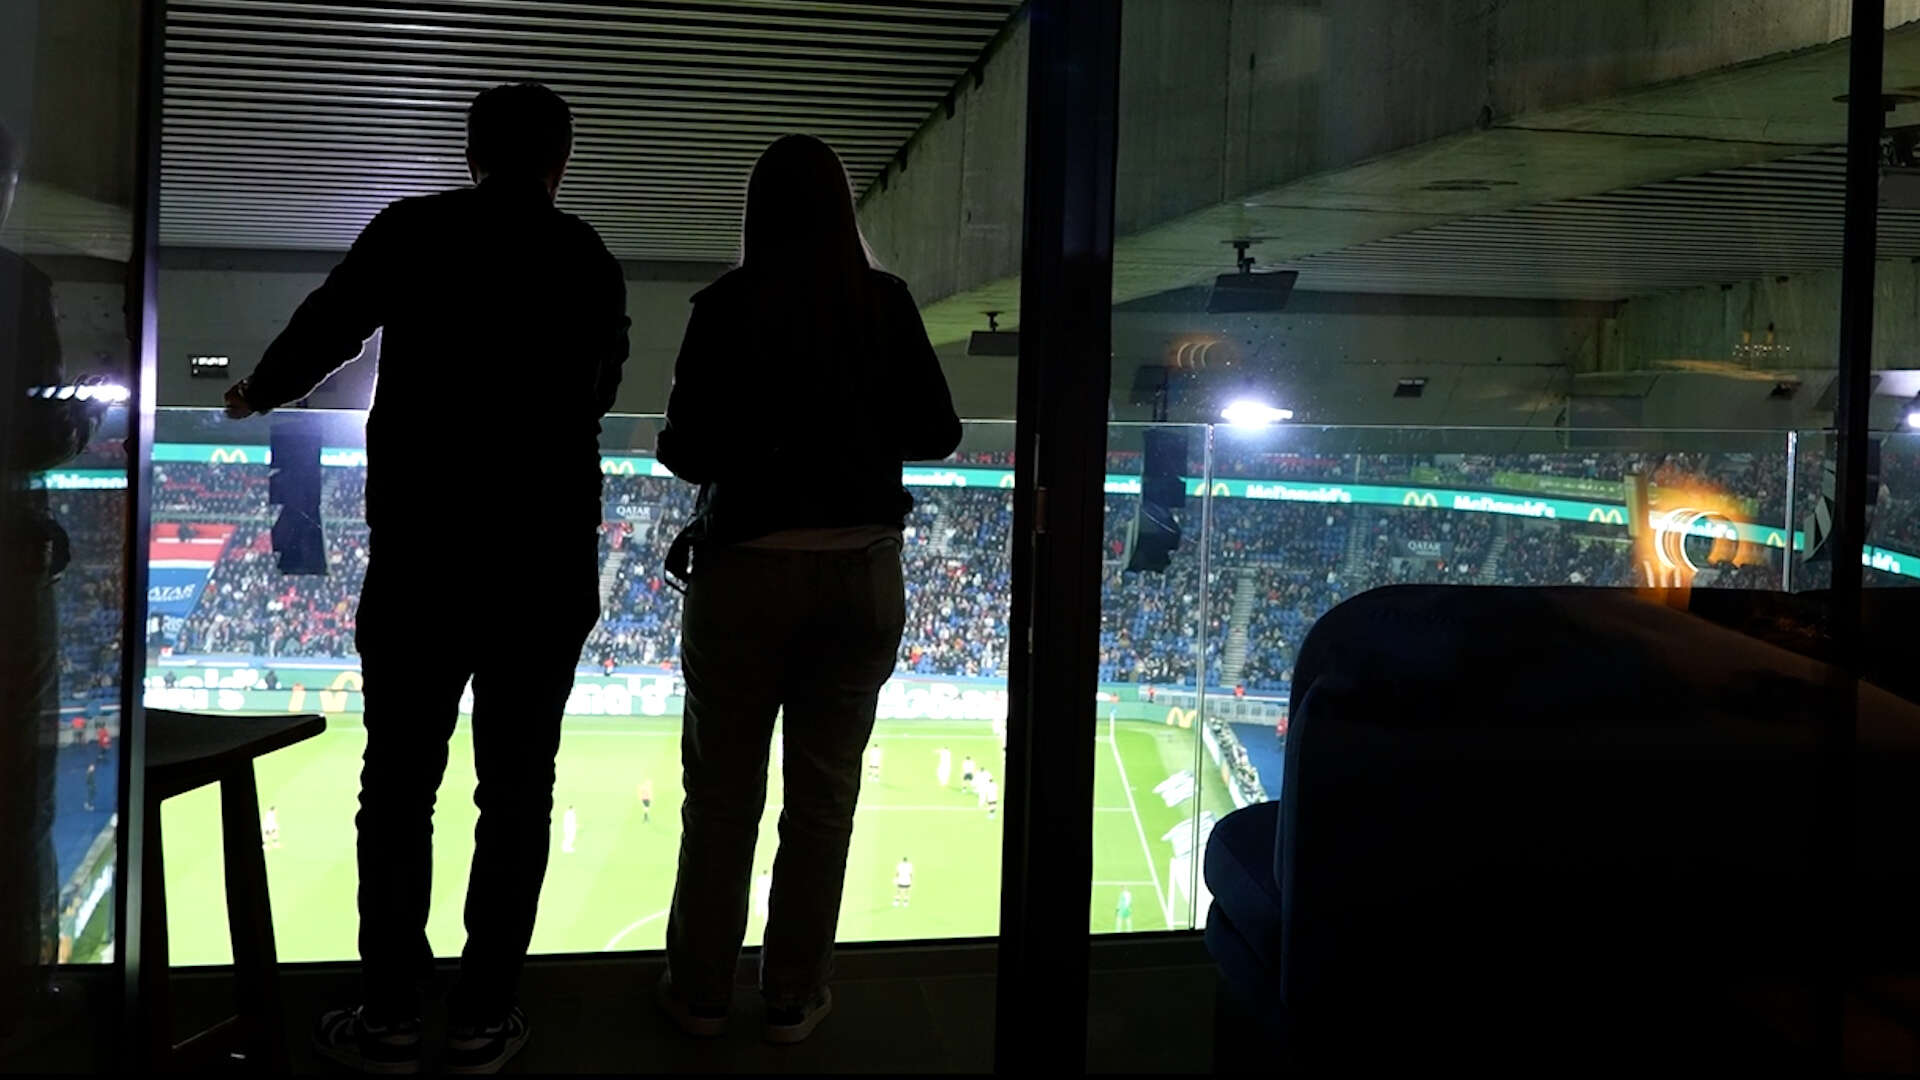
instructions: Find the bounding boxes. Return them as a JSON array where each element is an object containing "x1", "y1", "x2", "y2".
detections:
[
  {"x1": 152, "y1": 414, "x2": 1017, "y2": 962},
  {"x1": 1793, "y1": 429, "x2": 1920, "y2": 591},
  {"x1": 1093, "y1": 425, "x2": 1217, "y2": 933},
  {"x1": 39, "y1": 432, "x2": 127, "y2": 966},
  {"x1": 1098, "y1": 426, "x2": 1806, "y2": 931},
  {"x1": 1097, "y1": 0, "x2": 1890, "y2": 943},
  {"x1": 3, "y1": 0, "x2": 142, "y2": 986}
]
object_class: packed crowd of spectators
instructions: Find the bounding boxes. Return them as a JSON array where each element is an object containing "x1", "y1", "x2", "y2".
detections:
[
  {"x1": 898, "y1": 489, "x2": 1012, "y2": 679},
  {"x1": 1238, "y1": 572, "x2": 1345, "y2": 693},
  {"x1": 1354, "y1": 507, "x2": 1495, "y2": 587},
  {"x1": 1502, "y1": 522, "x2": 1629, "y2": 587},
  {"x1": 586, "y1": 477, "x2": 697, "y2": 669},
  {"x1": 137, "y1": 442, "x2": 1920, "y2": 700},
  {"x1": 174, "y1": 522, "x2": 368, "y2": 657},
  {"x1": 151, "y1": 462, "x2": 267, "y2": 518},
  {"x1": 50, "y1": 494, "x2": 126, "y2": 715}
]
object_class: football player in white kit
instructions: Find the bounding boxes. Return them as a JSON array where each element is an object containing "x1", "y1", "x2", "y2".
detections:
[
  {"x1": 562, "y1": 804, "x2": 578, "y2": 854},
  {"x1": 866, "y1": 743, "x2": 883, "y2": 782},
  {"x1": 936, "y1": 746, "x2": 952, "y2": 788},
  {"x1": 261, "y1": 805, "x2": 281, "y2": 851},
  {"x1": 893, "y1": 856, "x2": 914, "y2": 908}
]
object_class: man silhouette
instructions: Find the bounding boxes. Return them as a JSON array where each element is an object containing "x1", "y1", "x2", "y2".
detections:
[{"x1": 224, "y1": 83, "x2": 628, "y2": 1074}]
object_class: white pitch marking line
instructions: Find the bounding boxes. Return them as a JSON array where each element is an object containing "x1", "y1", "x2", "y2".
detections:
[
  {"x1": 1108, "y1": 714, "x2": 1171, "y2": 928},
  {"x1": 605, "y1": 908, "x2": 671, "y2": 950}
]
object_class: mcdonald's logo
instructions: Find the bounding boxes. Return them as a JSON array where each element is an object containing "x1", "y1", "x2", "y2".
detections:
[
  {"x1": 1211, "y1": 482, "x2": 1230, "y2": 497},
  {"x1": 209, "y1": 447, "x2": 252, "y2": 464},
  {"x1": 1585, "y1": 507, "x2": 1626, "y2": 525},
  {"x1": 317, "y1": 669, "x2": 365, "y2": 714},
  {"x1": 1402, "y1": 491, "x2": 1439, "y2": 508},
  {"x1": 998, "y1": 474, "x2": 1016, "y2": 489},
  {"x1": 1766, "y1": 531, "x2": 1786, "y2": 549},
  {"x1": 601, "y1": 459, "x2": 637, "y2": 476},
  {"x1": 1164, "y1": 707, "x2": 1196, "y2": 729}
]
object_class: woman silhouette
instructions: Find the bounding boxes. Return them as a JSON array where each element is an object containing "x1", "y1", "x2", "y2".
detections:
[{"x1": 654, "y1": 134, "x2": 960, "y2": 1043}]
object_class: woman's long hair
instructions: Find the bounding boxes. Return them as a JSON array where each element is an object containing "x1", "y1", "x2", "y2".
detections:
[
  {"x1": 739, "y1": 135, "x2": 885, "y2": 419},
  {"x1": 741, "y1": 134, "x2": 876, "y2": 287}
]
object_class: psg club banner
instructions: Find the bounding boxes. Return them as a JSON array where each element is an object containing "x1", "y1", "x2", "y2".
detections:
[
  {"x1": 147, "y1": 522, "x2": 237, "y2": 616},
  {"x1": 1394, "y1": 537, "x2": 1454, "y2": 561}
]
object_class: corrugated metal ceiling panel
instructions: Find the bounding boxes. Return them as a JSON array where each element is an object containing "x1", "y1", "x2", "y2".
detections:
[
  {"x1": 1289, "y1": 150, "x2": 1920, "y2": 300},
  {"x1": 161, "y1": 0, "x2": 1020, "y2": 260}
]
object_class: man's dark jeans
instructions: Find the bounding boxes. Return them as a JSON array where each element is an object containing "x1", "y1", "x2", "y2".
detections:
[
  {"x1": 666, "y1": 539, "x2": 904, "y2": 1009},
  {"x1": 352, "y1": 536, "x2": 598, "y2": 1024}
]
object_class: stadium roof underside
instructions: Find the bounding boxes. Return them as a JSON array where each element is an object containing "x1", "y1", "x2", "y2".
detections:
[
  {"x1": 156, "y1": 0, "x2": 1023, "y2": 261},
  {"x1": 133, "y1": 2, "x2": 1920, "y2": 342},
  {"x1": 900, "y1": 10, "x2": 1920, "y2": 344}
]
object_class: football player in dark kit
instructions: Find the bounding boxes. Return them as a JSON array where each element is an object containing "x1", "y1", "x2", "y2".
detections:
[{"x1": 223, "y1": 83, "x2": 628, "y2": 1074}]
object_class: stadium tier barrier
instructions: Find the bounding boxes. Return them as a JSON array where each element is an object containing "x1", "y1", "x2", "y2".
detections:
[
  {"x1": 92, "y1": 439, "x2": 1920, "y2": 575},
  {"x1": 44, "y1": 439, "x2": 1916, "y2": 553},
  {"x1": 143, "y1": 661, "x2": 1211, "y2": 726}
]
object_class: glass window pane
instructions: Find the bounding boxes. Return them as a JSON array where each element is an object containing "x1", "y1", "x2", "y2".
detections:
[
  {"x1": 150, "y1": 3, "x2": 1026, "y2": 965},
  {"x1": 3, "y1": 0, "x2": 144, "y2": 1004},
  {"x1": 1094, "y1": 423, "x2": 1212, "y2": 933},
  {"x1": 150, "y1": 413, "x2": 1025, "y2": 962},
  {"x1": 1105, "y1": 0, "x2": 1855, "y2": 939},
  {"x1": 1861, "y1": 7, "x2": 1920, "y2": 594}
]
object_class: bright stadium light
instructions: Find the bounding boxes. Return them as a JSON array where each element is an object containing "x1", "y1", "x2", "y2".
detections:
[
  {"x1": 78, "y1": 383, "x2": 130, "y2": 403},
  {"x1": 25, "y1": 383, "x2": 130, "y2": 404},
  {"x1": 1907, "y1": 408, "x2": 1920, "y2": 430},
  {"x1": 1221, "y1": 399, "x2": 1293, "y2": 427}
]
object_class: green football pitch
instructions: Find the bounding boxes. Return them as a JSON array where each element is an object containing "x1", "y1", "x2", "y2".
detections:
[{"x1": 161, "y1": 714, "x2": 1233, "y2": 964}]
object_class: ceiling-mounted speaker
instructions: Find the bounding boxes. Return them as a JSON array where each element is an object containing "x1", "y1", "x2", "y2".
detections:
[
  {"x1": 1208, "y1": 269, "x2": 1298, "y2": 314},
  {"x1": 967, "y1": 310, "x2": 1018, "y2": 357},
  {"x1": 968, "y1": 330, "x2": 1019, "y2": 357}
]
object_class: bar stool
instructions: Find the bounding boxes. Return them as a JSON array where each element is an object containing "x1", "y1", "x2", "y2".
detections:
[{"x1": 142, "y1": 708, "x2": 325, "y2": 1071}]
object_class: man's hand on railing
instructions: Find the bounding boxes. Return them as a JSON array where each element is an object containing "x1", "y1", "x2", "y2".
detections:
[{"x1": 224, "y1": 378, "x2": 257, "y2": 420}]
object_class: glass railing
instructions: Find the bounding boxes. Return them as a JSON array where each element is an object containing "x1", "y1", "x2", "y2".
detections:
[
  {"x1": 144, "y1": 408, "x2": 1017, "y2": 963},
  {"x1": 140, "y1": 408, "x2": 1918, "y2": 957}
]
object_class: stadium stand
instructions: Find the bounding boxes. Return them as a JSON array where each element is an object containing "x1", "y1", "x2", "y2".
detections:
[
  {"x1": 44, "y1": 491, "x2": 125, "y2": 921},
  {"x1": 129, "y1": 443, "x2": 1920, "y2": 706}
]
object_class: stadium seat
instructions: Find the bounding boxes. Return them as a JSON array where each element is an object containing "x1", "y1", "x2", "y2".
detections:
[{"x1": 1204, "y1": 584, "x2": 1920, "y2": 1069}]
